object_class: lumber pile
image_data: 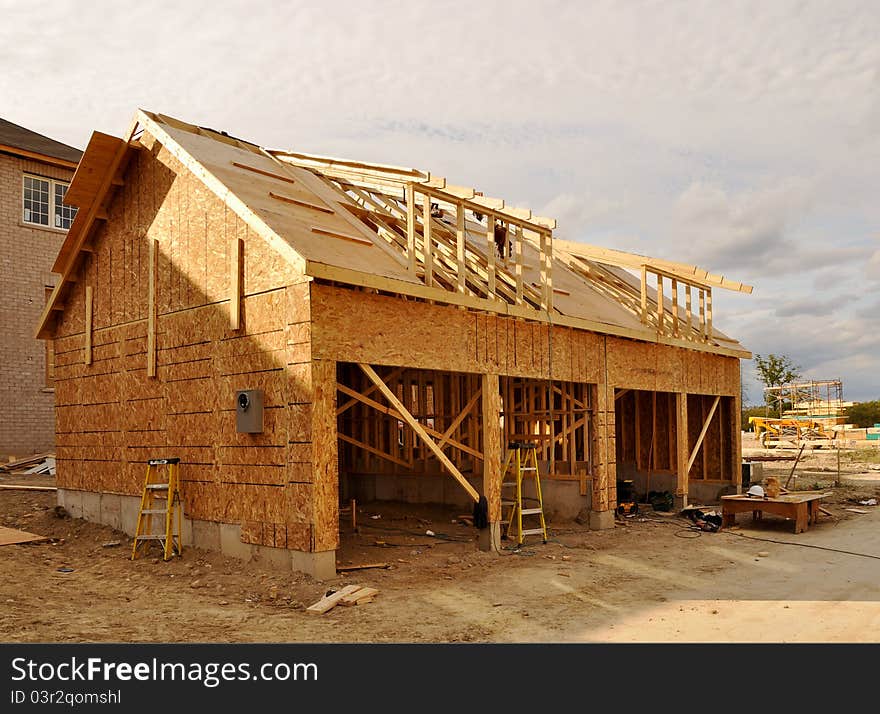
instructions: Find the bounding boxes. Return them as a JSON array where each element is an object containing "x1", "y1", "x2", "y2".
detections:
[
  {"x1": 306, "y1": 584, "x2": 379, "y2": 615},
  {"x1": 0, "y1": 453, "x2": 56, "y2": 476}
]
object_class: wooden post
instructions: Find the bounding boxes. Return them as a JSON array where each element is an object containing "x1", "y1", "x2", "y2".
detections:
[
  {"x1": 311, "y1": 360, "x2": 339, "y2": 553},
  {"x1": 675, "y1": 392, "x2": 689, "y2": 509},
  {"x1": 455, "y1": 202, "x2": 466, "y2": 294},
  {"x1": 481, "y1": 373, "x2": 502, "y2": 552},
  {"x1": 514, "y1": 225, "x2": 524, "y2": 305},
  {"x1": 230, "y1": 237, "x2": 242, "y2": 330},
  {"x1": 671, "y1": 279, "x2": 679, "y2": 336},
  {"x1": 706, "y1": 288, "x2": 713, "y2": 339},
  {"x1": 422, "y1": 195, "x2": 433, "y2": 287},
  {"x1": 486, "y1": 215, "x2": 496, "y2": 300},
  {"x1": 84, "y1": 286, "x2": 93, "y2": 366},
  {"x1": 405, "y1": 182, "x2": 416, "y2": 274},
  {"x1": 733, "y1": 395, "x2": 743, "y2": 493},
  {"x1": 640, "y1": 265, "x2": 648, "y2": 324},
  {"x1": 147, "y1": 239, "x2": 157, "y2": 378},
  {"x1": 685, "y1": 286, "x2": 692, "y2": 338},
  {"x1": 545, "y1": 232, "x2": 554, "y2": 312},
  {"x1": 539, "y1": 232, "x2": 548, "y2": 310},
  {"x1": 656, "y1": 273, "x2": 664, "y2": 333},
  {"x1": 699, "y1": 289, "x2": 706, "y2": 340}
]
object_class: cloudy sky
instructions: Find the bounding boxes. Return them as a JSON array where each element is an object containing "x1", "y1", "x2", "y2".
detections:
[{"x1": 2, "y1": 0, "x2": 878, "y2": 402}]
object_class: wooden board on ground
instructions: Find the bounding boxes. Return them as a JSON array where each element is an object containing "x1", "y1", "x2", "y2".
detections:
[
  {"x1": 306, "y1": 584, "x2": 362, "y2": 615},
  {"x1": 0, "y1": 453, "x2": 54, "y2": 472},
  {"x1": 336, "y1": 562, "x2": 389, "y2": 572},
  {"x1": 0, "y1": 526, "x2": 50, "y2": 546},
  {"x1": 339, "y1": 587, "x2": 379, "y2": 606}
]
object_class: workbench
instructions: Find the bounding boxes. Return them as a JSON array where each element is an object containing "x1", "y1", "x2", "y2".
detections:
[{"x1": 721, "y1": 493, "x2": 829, "y2": 533}]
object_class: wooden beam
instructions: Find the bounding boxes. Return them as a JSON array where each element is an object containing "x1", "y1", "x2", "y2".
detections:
[
  {"x1": 230, "y1": 237, "x2": 242, "y2": 330},
  {"x1": 486, "y1": 216, "x2": 496, "y2": 299},
  {"x1": 338, "y1": 433, "x2": 411, "y2": 469},
  {"x1": 455, "y1": 202, "x2": 466, "y2": 294},
  {"x1": 147, "y1": 239, "x2": 157, "y2": 378},
  {"x1": 514, "y1": 225, "x2": 524, "y2": 305},
  {"x1": 687, "y1": 395, "x2": 721, "y2": 473},
  {"x1": 656, "y1": 273, "x2": 664, "y2": 333},
  {"x1": 706, "y1": 288, "x2": 713, "y2": 338},
  {"x1": 699, "y1": 289, "x2": 706, "y2": 340},
  {"x1": 671, "y1": 279, "x2": 679, "y2": 336},
  {"x1": 614, "y1": 388, "x2": 631, "y2": 401},
  {"x1": 405, "y1": 182, "x2": 416, "y2": 274},
  {"x1": 438, "y1": 389, "x2": 482, "y2": 449},
  {"x1": 685, "y1": 287, "x2": 692, "y2": 338},
  {"x1": 84, "y1": 285, "x2": 92, "y2": 366},
  {"x1": 359, "y1": 363, "x2": 480, "y2": 502},
  {"x1": 640, "y1": 265, "x2": 648, "y2": 324},
  {"x1": 422, "y1": 193, "x2": 433, "y2": 287}
]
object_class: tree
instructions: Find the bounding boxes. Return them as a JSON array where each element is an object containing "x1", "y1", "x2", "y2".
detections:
[
  {"x1": 847, "y1": 400, "x2": 880, "y2": 428},
  {"x1": 753, "y1": 353, "x2": 801, "y2": 417}
]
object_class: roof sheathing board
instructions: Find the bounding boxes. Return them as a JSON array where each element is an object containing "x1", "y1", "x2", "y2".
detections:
[{"x1": 155, "y1": 122, "x2": 421, "y2": 284}]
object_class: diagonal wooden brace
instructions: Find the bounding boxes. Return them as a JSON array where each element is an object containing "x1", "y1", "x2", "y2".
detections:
[{"x1": 358, "y1": 363, "x2": 480, "y2": 502}]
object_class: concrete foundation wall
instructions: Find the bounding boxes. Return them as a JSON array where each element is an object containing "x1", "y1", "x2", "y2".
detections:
[
  {"x1": 615, "y1": 462, "x2": 737, "y2": 505},
  {"x1": 57, "y1": 488, "x2": 336, "y2": 580}
]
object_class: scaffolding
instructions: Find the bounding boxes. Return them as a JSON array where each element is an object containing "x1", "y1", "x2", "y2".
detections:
[{"x1": 764, "y1": 380, "x2": 851, "y2": 421}]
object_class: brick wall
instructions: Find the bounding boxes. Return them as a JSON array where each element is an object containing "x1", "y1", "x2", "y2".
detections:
[{"x1": 0, "y1": 153, "x2": 74, "y2": 456}]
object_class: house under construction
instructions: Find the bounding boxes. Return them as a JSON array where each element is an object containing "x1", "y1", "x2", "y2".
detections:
[{"x1": 36, "y1": 110, "x2": 752, "y2": 578}]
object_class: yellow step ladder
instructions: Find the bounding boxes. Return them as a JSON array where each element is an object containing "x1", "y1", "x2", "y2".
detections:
[
  {"x1": 501, "y1": 442, "x2": 547, "y2": 545},
  {"x1": 131, "y1": 458, "x2": 183, "y2": 561}
]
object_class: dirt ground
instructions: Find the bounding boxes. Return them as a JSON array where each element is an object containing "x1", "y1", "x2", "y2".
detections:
[{"x1": 2, "y1": 438, "x2": 880, "y2": 643}]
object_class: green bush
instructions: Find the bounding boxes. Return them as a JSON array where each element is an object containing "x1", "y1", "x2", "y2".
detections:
[{"x1": 847, "y1": 400, "x2": 880, "y2": 428}]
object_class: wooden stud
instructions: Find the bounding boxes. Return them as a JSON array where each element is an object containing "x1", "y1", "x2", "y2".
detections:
[
  {"x1": 685, "y1": 287, "x2": 692, "y2": 339},
  {"x1": 656, "y1": 273, "x2": 664, "y2": 333},
  {"x1": 706, "y1": 288, "x2": 713, "y2": 339},
  {"x1": 405, "y1": 182, "x2": 416, "y2": 274},
  {"x1": 545, "y1": 233, "x2": 554, "y2": 312},
  {"x1": 514, "y1": 225, "x2": 524, "y2": 305},
  {"x1": 359, "y1": 364, "x2": 479, "y2": 501},
  {"x1": 671, "y1": 279, "x2": 679, "y2": 336},
  {"x1": 230, "y1": 237, "x2": 242, "y2": 330},
  {"x1": 146, "y1": 239, "x2": 157, "y2": 378},
  {"x1": 640, "y1": 265, "x2": 648, "y2": 324},
  {"x1": 455, "y1": 202, "x2": 466, "y2": 294},
  {"x1": 699, "y1": 289, "x2": 706, "y2": 340},
  {"x1": 84, "y1": 286, "x2": 93, "y2": 366},
  {"x1": 486, "y1": 215, "x2": 497, "y2": 300},
  {"x1": 422, "y1": 193, "x2": 433, "y2": 287}
]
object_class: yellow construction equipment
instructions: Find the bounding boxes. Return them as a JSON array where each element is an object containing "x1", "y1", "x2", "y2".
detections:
[
  {"x1": 749, "y1": 417, "x2": 836, "y2": 449},
  {"x1": 131, "y1": 458, "x2": 183, "y2": 561},
  {"x1": 500, "y1": 442, "x2": 547, "y2": 545}
]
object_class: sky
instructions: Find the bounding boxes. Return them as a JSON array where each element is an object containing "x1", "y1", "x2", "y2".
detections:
[{"x1": 1, "y1": 0, "x2": 877, "y2": 403}]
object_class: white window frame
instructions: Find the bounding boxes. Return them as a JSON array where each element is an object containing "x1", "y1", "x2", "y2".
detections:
[{"x1": 22, "y1": 174, "x2": 76, "y2": 230}]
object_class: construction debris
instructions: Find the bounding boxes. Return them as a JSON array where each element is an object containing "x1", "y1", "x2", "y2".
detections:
[
  {"x1": 306, "y1": 584, "x2": 379, "y2": 615},
  {"x1": 0, "y1": 484, "x2": 57, "y2": 492},
  {"x1": 336, "y1": 562, "x2": 390, "y2": 572},
  {"x1": 0, "y1": 526, "x2": 49, "y2": 546},
  {"x1": 0, "y1": 453, "x2": 55, "y2": 475}
]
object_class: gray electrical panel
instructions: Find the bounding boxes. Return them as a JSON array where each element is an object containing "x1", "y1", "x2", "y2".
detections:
[{"x1": 235, "y1": 389, "x2": 263, "y2": 433}]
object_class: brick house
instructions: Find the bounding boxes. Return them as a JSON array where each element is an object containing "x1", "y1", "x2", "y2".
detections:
[{"x1": 0, "y1": 118, "x2": 82, "y2": 457}]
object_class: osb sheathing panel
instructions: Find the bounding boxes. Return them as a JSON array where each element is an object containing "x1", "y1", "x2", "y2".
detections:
[
  {"x1": 48, "y1": 142, "x2": 335, "y2": 551},
  {"x1": 310, "y1": 359, "x2": 339, "y2": 551},
  {"x1": 310, "y1": 284, "x2": 603, "y2": 382}
]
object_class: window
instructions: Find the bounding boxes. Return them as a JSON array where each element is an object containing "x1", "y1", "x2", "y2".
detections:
[{"x1": 22, "y1": 175, "x2": 76, "y2": 229}]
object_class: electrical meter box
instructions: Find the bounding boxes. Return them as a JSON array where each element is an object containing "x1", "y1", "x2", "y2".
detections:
[{"x1": 235, "y1": 389, "x2": 263, "y2": 433}]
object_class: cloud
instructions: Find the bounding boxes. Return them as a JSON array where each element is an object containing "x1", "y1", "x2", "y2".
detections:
[
  {"x1": 774, "y1": 294, "x2": 857, "y2": 318},
  {"x1": 867, "y1": 249, "x2": 880, "y2": 281}
]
